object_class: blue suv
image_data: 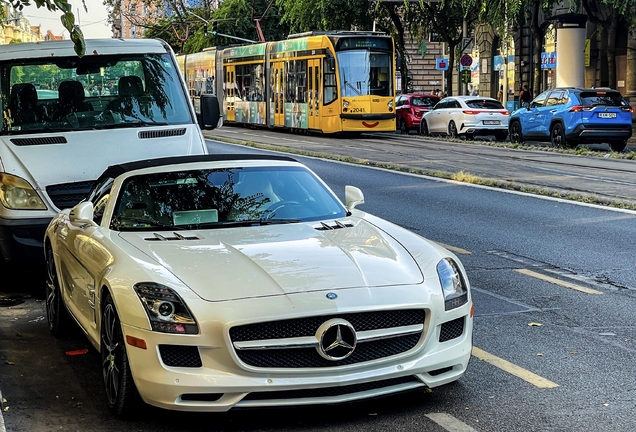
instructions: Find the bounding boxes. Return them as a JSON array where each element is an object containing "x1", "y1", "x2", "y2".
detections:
[{"x1": 508, "y1": 87, "x2": 633, "y2": 152}]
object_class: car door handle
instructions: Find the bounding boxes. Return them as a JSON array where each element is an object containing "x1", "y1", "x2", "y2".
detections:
[{"x1": 550, "y1": 110, "x2": 557, "y2": 113}]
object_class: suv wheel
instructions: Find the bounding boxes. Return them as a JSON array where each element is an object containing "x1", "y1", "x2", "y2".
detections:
[
  {"x1": 610, "y1": 140, "x2": 627, "y2": 152},
  {"x1": 509, "y1": 121, "x2": 523, "y2": 144},
  {"x1": 550, "y1": 123, "x2": 566, "y2": 148}
]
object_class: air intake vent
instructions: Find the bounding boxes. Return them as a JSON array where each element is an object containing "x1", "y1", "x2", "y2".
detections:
[
  {"x1": 313, "y1": 220, "x2": 355, "y2": 231},
  {"x1": 11, "y1": 136, "x2": 67, "y2": 146},
  {"x1": 144, "y1": 232, "x2": 200, "y2": 241},
  {"x1": 46, "y1": 180, "x2": 95, "y2": 210},
  {"x1": 138, "y1": 128, "x2": 187, "y2": 139}
]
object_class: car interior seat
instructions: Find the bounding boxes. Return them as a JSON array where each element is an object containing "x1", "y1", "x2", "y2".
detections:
[
  {"x1": 106, "y1": 76, "x2": 145, "y2": 116},
  {"x1": 56, "y1": 80, "x2": 93, "y2": 119},
  {"x1": 10, "y1": 83, "x2": 45, "y2": 126}
]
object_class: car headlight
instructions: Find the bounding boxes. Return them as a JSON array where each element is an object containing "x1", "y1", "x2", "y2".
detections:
[
  {"x1": 436, "y1": 258, "x2": 468, "y2": 311},
  {"x1": 133, "y1": 283, "x2": 199, "y2": 334},
  {"x1": 0, "y1": 173, "x2": 46, "y2": 210}
]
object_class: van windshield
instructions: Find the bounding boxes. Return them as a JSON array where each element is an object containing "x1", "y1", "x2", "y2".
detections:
[{"x1": 1, "y1": 53, "x2": 191, "y2": 135}]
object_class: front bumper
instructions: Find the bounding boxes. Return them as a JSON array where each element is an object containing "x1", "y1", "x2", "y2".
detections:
[
  {"x1": 120, "y1": 288, "x2": 473, "y2": 412},
  {"x1": 0, "y1": 216, "x2": 51, "y2": 262}
]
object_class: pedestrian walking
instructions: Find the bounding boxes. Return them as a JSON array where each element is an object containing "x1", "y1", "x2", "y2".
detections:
[
  {"x1": 497, "y1": 85, "x2": 504, "y2": 103},
  {"x1": 519, "y1": 84, "x2": 532, "y2": 105}
]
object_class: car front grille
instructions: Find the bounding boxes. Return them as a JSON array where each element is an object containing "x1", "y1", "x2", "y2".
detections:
[
  {"x1": 230, "y1": 309, "x2": 425, "y2": 369},
  {"x1": 439, "y1": 317, "x2": 465, "y2": 342},
  {"x1": 46, "y1": 180, "x2": 95, "y2": 210}
]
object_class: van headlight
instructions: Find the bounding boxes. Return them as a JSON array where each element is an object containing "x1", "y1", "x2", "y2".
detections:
[
  {"x1": 0, "y1": 173, "x2": 46, "y2": 210},
  {"x1": 133, "y1": 283, "x2": 199, "y2": 334},
  {"x1": 437, "y1": 258, "x2": 468, "y2": 310}
]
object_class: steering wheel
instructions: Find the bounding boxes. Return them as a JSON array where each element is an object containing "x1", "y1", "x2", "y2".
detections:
[{"x1": 263, "y1": 200, "x2": 301, "y2": 217}]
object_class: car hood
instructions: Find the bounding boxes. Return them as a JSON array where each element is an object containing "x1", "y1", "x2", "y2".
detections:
[{"x1": 118, "y1": 220, "x2": 424, "y2": 301}]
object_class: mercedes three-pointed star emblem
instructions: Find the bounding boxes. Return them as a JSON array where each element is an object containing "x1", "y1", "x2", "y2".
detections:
[{"x1": 316, "y1": 319, "x2": 357, "y2": 361}]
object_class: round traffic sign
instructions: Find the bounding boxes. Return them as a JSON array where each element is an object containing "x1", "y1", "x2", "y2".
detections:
[{"x1": 460, "y1": 54, "x2": 473, "y2": 67}]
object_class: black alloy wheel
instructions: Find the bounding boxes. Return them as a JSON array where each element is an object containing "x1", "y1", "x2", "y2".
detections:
[
  {"x1": 448, "y1": 121, "x2": 458, "y2": 138},
  {"x1": 420, "y1": 120, "x2": 429, "y2": 136},
  {"x1": 509, "y1": 121, "x2": 523, "y2": 144},
  {"x1": 101, "y1": 293, "x2": 141, "y2": 418},
  {"x1": 609, "y1": 140, "x2": 627, "y2": 152},
  {"x1": 550, "y1": 123, "x2": 566, "y2": 148},
  {"x1": 45, "y1": 244, "x2": 71, "y2": 337}
]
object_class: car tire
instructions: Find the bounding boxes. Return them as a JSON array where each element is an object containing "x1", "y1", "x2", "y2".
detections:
[
  {"x1": 448, "y1": 121, "x2": 458, "y2": 138},
  {"x1": 509, "y1": 121, "x2": 523, "y2": 144},
  {"x1": 495, "y1": 132, "x2": 508, "y2": 142},
  {"x1": 420, "y1": 120, "x2": 429, "y2": 136},
  {"x1": 45, "y1": 244, "x2": 72, "y2": 338},
  {"x1": 102, "y1": 293, "x2": 141, "y2": 418},
  {"x1": 610, "y1": 141, "x2": 627, "y2": 152},
  {"x1": 550, "y1": 122, "x2": 566, "y2": 148},
  {"x1": 400, "y1": 120, "x2": 408, "y2": 135}
]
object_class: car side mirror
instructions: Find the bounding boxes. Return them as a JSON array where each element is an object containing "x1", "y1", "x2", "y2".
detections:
[
  {"x1": 199, "y1": 94, "x2": 222, "y2": 130},
  {"x1": 345, "y1": 186, "x2": 364, "y2": 211},
  {"x1": 69, "y1": 201, "x2": 97, "y2": 226}
]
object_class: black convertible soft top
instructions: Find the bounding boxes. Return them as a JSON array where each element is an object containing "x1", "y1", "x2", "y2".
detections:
[{"x1": 98, "y1": 154, "x2": 299, "y2": 180}]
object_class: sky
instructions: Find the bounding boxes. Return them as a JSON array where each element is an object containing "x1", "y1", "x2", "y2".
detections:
[{"x1": 22, "y1": 0, "x2": 112, "y2": 39}]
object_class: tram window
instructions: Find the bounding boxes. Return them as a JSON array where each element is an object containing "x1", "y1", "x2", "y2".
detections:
[{"x1": 323, "y1": 57, "x2": 337, "y2": 105}]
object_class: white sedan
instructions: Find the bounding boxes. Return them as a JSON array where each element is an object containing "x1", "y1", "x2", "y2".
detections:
[
  {"x1": 44, "y1": 154, "x2": 473, "y2": 417},
  {"x1": 420, "y1": 96, "x2": 510, "y2": 141}
]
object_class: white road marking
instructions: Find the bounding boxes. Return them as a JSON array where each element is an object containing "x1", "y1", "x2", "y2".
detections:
[{"x1": 426, "y1": 412, "x2": 479, "y2": 431}]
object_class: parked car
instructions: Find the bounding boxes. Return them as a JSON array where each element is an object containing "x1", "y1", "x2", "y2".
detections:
[
  {"x1": 508, "y1": 87, "x2": 633, "y2": 152},
  {"x1": 420, "y1": 96, "x2": 510, "y2": 141},
  {"x1": 44, "y1": 154, "x2": 473, "y2": 417},
  {"x1": 395, "y1": 93, "x2": 440, "y2": 134}
]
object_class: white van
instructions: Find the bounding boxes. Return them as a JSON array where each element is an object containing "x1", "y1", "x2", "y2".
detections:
[{"x1": 0, "y1": 39, "x2": 219, "y2": 263}]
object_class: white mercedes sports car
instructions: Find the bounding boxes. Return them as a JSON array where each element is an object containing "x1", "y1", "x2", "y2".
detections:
[{"x1": 44, "y1": 154, "x2": 473, "y2": 417}]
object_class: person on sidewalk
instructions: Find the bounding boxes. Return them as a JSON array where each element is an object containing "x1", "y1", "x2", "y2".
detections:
[
  {"x1": 519, "y1": 84, "x2": 532, "y2": 105},
  {"x1": 497, "y1": 85, "x2": 504, "y2": 103}
]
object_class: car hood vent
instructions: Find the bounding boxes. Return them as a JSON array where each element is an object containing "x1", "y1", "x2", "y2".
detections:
[
  {"x1": 138, "y1": 128, "x2": 187, "y2": 139},
  {"x1": 144, "y1": 232, "x2": 200, "y2": 241},
  {"x1": 11, "y1": 136, "x2": 67, "y2": 146},
  {"x1": 313, "y1": 220, "x2": 355, "y2": 230}
]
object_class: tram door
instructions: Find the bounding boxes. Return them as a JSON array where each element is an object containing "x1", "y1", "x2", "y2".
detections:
[
  {"x1": 225, "y1": 65, "x2": 236, "y2": 122},
  {"x1": 308, "y1": 59, "x2": 321, "y2": 130},
  {"x1": 272, "y1": 62, "x2": 285, "y2": 126}
]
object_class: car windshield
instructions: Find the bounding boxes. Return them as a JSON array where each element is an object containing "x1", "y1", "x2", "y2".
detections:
[
  {"x1": 411, "y1": 97, "x2": 438, "y2": 107},
  {"x1": 578, "y1": 91, "x2": 628, "y2": 107},
  {"x1": 112, "y1": 166, "x2": 347, "y2": 231},
  {"x1": 465, "y1": 99, "x2": 505, "y2": 109},
  {"x1": 1, "y1": 53, "x2": 191, "y2": 135}
]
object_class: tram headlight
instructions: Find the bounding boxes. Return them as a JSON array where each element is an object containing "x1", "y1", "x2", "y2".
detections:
[
  {"x1": 343, "y1": 100, "x2": 350, "y2": 108},
  {"x1": 388, "y1": 100, "x2": 393, "y2": 108}
]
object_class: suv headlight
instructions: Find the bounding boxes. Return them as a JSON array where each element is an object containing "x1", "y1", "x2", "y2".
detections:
[
  {"x1": 133, "y1": 283, "x2": 198, "y2": 334},
  {"x1": 437, "y1": 258, "x2": 468, "y2": 311},
  {"x1": 0, "y1": 173, "x2": 46, "y2": 210}
]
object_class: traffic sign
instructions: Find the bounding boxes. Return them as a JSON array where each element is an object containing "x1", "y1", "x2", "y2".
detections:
[
  {"x1": 460, "y1": 54, "x2": 473, "y2": 67},
  {"x1": 461, "y1": 69, "x2": 471, "y2": 84},
  {"x1": 435, "y1": 58, "x2": 449, "y2": 71}
]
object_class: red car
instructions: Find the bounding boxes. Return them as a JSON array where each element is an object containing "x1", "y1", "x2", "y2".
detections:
[{"x1": 396, "y1": 93, "x2": 441, "y2": 134}]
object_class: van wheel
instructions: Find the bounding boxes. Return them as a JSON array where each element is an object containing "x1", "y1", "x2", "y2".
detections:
[
  {"x1": 610, "y1": 141, "x2": 627, "y2": 152},
  {"x1": 550, "y1": 123, "x2": 566, "y2": 148},
  {"x1": 448, "y1": 121, "x2": 458, "y2": 138}
]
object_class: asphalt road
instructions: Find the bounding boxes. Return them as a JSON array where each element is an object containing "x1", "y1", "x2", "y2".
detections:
[{"x1": 1, "y1": 137, "x2": 635, "y2": 431}]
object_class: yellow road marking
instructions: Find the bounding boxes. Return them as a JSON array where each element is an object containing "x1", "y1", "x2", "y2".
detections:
[
  {"x1": 472, "y1": 347, "x2": 559, "y2": 389},
  {"x1": 436, "y1": 242, "x2": 472, "y2": 255},
  {"x1": 514, "y1": 268, "x2": 603, "y2": 294}
]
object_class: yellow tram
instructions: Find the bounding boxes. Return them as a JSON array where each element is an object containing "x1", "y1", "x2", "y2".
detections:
[{"x1": 178, "y1": 31, "x2": 396, "y2": 133}]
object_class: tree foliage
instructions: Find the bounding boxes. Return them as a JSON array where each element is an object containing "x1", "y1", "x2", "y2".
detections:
[
  {"x1": 3, "y1": 0, "x2": 86, "y2": 56},
  {"x1": 275, "y1": 0, "x2": 374, "y2": 32}
]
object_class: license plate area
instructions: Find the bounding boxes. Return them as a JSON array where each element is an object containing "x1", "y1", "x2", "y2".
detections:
[
  {"x1": 483, "y1": 120, "x2": 501, "y2": 125},
  {"x1": 598, "y1": 112, "x2": 617, "y2": 118}
]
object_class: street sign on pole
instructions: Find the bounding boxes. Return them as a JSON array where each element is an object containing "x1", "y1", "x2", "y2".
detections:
[
  {"x1": 461, "y1": 37, "x2": 473, "y2": 53},
  {"x1": 435, "y1": 58, "x2": 449, "y2": 71},
  {"x1": 460, "y1": 54, "x2": 473, "y2": 67}
]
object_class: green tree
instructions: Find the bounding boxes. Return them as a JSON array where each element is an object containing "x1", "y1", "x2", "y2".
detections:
[
  {"x1": 2, "y1": 0, "x2": 85, "y2": 56},
  {"x1": 275, "y1": 0, "x2": 374, "y2": 32}
]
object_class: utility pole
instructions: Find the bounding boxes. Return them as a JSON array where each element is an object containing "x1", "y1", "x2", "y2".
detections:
[{"x1": 462, "y1": 19, "x2": 467, "y2": 96}]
